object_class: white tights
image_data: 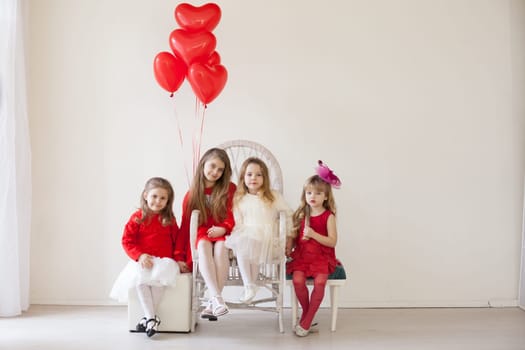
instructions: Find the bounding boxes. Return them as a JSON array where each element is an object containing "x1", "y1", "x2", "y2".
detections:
[
  {"x1": 197, "y1": 239, "x2": 229, "y2": 297},
  {"x1": 136, "y1": 284, "x2": 164, "y2": 320},
  {"x1": 236, "y1": 256, "x2": 260, "y2": 288}
]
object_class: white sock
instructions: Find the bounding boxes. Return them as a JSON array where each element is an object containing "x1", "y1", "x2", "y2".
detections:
[
  {"x1": 213, "y1": 240, "x2": 230, "y2": 293},
  {"x1": 198, "y1": 240, "x2": 220, "y2": 297},
  {"x1": 151, "y1": 285, "x2": 164, "y2": 312},
  {"x1": 136, "y1": 284, "x2": 155, "y2": 320},
  {"x1": 236, "y1": 255, "x2": 253, "y2": 288}
]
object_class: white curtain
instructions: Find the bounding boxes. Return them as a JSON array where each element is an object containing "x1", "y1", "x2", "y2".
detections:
[{"x1": 0, "y1": 0, "x2": 31, "y2": 317}]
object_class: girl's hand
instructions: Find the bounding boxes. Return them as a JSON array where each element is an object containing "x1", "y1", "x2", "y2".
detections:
[
  {"x1": 285, "y1": 246, "x2": 293, "y2": 257},
  {"x1": 207, "y1": 225, "x2": 226, "y2": 238},
  {"x1": 138, "y1": 253, "x2": 153, "y2": 269},
  {"x1": 177, "y1": 261, "x2": 190, "y2": 273},
  {"x1": 302, "y1": 226, "x2": 313, "y2": 240}
]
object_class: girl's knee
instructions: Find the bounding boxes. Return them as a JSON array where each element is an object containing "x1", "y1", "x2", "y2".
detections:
[{"x1": 313, "y1": 274, "x2": 328, "y2": 288}]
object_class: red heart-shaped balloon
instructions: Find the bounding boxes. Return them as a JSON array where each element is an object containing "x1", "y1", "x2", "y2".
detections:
[
  {"x1": 175, "y1": 3, "x2": 221, "y2": 33},
  {"x1": 187, "y1": 63, "x2": 227, "y2": 105},
  {"x1": 153, "y1": 51, "x2": 187, "y2": 95},
  {"x1": 207, "y1": 51, "x2": 221, "y2": 66},
  {"x1": 169, "y1": 29, "x2": 216, "y2": 67}
]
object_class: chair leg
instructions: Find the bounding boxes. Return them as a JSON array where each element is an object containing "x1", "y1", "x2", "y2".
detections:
[
  {"x1": 277, "y1": 283, "x2": 284, "y2": 333},
  {"x1": 191, "y1": 274, "x2": 204, "y2": 332},
  {"x1": 190, "y1": 282, "x2": 197, "y2": 332},
  {"x1": 290, "y1": 284, "x2": 298, "y2": 330},
  {"x1": 329, "y1": 285, "x2": 339, "y2": 332}
]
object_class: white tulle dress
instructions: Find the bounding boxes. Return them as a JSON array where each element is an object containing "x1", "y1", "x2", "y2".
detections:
[
  {"x1": 225, "y1": 191, "x2": 292, "y2": 265},
  {"x1": 110, "y1": 257, "x2": 180, "y2": 302}
]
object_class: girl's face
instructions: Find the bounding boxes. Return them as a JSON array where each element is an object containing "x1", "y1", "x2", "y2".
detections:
[
  {"x1": 244, "y1": 163, "x2": 264, "y2": 194},
  {"x1": 143, "y1": 187, "x2": 169, "y2": 213},
  {"x1": 305, "y1": 187, "x2": 327, "y2": 210},
  {"x1": 203, "y1": 157, "x2": 225, "y2": 187}
]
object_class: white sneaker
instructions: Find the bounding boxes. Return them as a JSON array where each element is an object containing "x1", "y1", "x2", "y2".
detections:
[{"x1": 239, "y1": 285, "x2": 257, "y2": 304}]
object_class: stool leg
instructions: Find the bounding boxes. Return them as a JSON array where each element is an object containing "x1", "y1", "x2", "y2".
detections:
[
  {"x1": 330, "y1": 285, "x2": 339, "y2": 331},
  {"x1": 290, "y1": 285, "x2": 298, "y2": 330}
]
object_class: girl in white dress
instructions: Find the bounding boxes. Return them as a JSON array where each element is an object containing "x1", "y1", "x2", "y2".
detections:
[{"x1": 225, "y1": 157, "x2": 293, "y2": 303}]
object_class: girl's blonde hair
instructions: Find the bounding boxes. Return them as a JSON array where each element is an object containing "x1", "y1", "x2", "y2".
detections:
[
  {"x1": 234, "y1": 157, "x2": 275, "y2": 205},
  {"x1": 137, "y1": 177, "x2": 175, "y2": 226},
  {"x1": 188, "y1": 148, "x2": 232, "y2": 225},
  {"x1": 291, "y1": 175, "x2": 337, "y2": 237}
]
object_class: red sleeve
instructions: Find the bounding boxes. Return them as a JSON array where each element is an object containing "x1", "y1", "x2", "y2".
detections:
[
  {"x1": 174, "y1": 192, "x2": 191, "y2": 266},
  {"x1": 121, "y1": 211, "x2": 143, "y2": 261}
]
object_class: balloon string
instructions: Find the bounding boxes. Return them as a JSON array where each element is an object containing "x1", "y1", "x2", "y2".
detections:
[
  {"x1": 192, "y1": 98, "x2": 198, "y2": 176},
  {"x1": 173, "y1": 103, "x2": 190, "y2": 187},
  {"x1": 192, "y1": 98, "x2": 206, "y2": 177},
  {"x1": 197, "y1": 100, "x2": 206, "y2": 167}
]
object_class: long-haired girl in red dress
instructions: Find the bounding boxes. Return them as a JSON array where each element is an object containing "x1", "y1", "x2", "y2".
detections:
[
  {"x1": 286, "y1": 161, "x2": 341, "y2": 337},
  {"x1": 176, "y1": 148, "x2": 236, "y2": 319}
]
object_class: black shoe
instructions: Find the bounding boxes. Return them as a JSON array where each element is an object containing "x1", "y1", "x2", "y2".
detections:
[
  {"x1": 135, "y1": 317, "x2": 147, "y2": 332},
  {"x1": 146, "y1": 316, "x2": 161, "y2": 338}
]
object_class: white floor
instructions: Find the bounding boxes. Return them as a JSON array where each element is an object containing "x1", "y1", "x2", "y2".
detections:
[{"x1": 2, "y1": 305, "x2": 525, "y2": 350}]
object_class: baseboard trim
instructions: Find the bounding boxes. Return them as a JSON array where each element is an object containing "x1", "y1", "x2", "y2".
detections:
[
  {"x1": 339, "y1": 299, "x2": 518, "y2": 308},
  {"x1": 30, "y1": 299, "x2": 125, "y2": 306},
  {"x1": 29, "y1": 299, "x2": 519, "y2": 308}
]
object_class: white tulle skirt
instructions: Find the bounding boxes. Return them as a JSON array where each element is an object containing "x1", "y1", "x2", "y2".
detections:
[
  {"x1": 226, "y1": 224, "x2": 282, "y2": 265},
  {"x1": 110, "y1": 257, "x2": 180, "y2": 302}
]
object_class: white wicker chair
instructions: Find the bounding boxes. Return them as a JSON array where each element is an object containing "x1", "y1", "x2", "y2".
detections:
[{"x1": 189, "y1": 140, "x2": 287, "y2": 333}]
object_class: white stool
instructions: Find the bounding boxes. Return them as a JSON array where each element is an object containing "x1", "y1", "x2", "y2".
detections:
[
  {"x1": 288, "y1": 279, "x2": 346, "y2": 332},
  {"x1": 128, "y1": 273, "x2": 192, "y2": 333}
]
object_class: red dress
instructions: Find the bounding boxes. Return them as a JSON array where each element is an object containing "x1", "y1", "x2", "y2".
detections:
[
  {"x1": 122, "y1": 210, "x2": 179, "y2": 261},
  {"x1": 286, "y1": 210, "x2": 337, "y2": 276},
  {"x1": 175, "y1": 182, "x2": 236, "y2": 270}
]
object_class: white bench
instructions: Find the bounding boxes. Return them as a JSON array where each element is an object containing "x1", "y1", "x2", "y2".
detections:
[
  {"x1": 287, "y1": 266, "x2": 346, "y2": 332},
  {"x1": 127, "y1": 273, "x2": 192, "y2": 333}
]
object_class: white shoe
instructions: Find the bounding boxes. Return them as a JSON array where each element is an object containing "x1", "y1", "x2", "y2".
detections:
[
  {"x1": 295, "y1": 324, "x2": 310, "y2": 337},
  {"x1": 200, "y1": 300, "x2": 214, "y2": 319},
  {"x1": 211, "y1": 295, "x2": 229, "y2": 317},
  {"x1": 239, "y1": 285, "x2": 257, "y2": 304}
]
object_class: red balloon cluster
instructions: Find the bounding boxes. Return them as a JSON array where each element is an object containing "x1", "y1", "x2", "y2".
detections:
[{"x1": 153, "y1": 3, "x2": 227, "y2": 105}]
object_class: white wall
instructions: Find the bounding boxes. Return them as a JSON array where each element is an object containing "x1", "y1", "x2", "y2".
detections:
[
  {"x1": 513, "y1": 0, "x2": 525, "y2": 311},
  {"x1": 26, "y1": 0, "x2": 525, "y2": 307}
]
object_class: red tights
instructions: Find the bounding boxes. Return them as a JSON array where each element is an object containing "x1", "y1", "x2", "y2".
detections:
[{"x1": 292, "y1": 271, "x2": 328, "y2": 330}]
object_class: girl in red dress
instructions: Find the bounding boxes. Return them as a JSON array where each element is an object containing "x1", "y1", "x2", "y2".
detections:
[
  {"x1": 286, "y1": 161, "x2": 341, "y2": 337},
  {"x1": 110, "y1": 177, "x2": 188, "y2": 337},
  {"x1": 177, "y1": 148, "x2": 236, "y2": 318}
]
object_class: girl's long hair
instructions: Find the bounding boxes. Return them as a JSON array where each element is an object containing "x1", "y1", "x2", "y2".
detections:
[
  {"x1": 234, "y1": 157, "x2": 275, "y2": 206},
  {"x1": 188, "y1": 148, "x2": 232, "y2": 225},
  {"x1": 291, "y1": 175, "x2": 336, "y2": 237},
  {"x1": 137, "y1": 177, "x2": 175, "y2": 226}
]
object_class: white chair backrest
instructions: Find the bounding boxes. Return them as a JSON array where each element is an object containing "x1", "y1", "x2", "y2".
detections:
[{"x1": 218, "y1": 140, "x2": 283, "y2": 193}]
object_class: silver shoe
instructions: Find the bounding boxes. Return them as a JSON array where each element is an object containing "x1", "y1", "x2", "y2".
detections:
[
  {"x1": 295, "y1": 324, "x2": 310, "y2": 337},
  {"x1": 200, "y1": 301, "x2": 214, "y2": 319},
  {"x1": 211, "y1": 296, "x2": 229, "y2": 317}
]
